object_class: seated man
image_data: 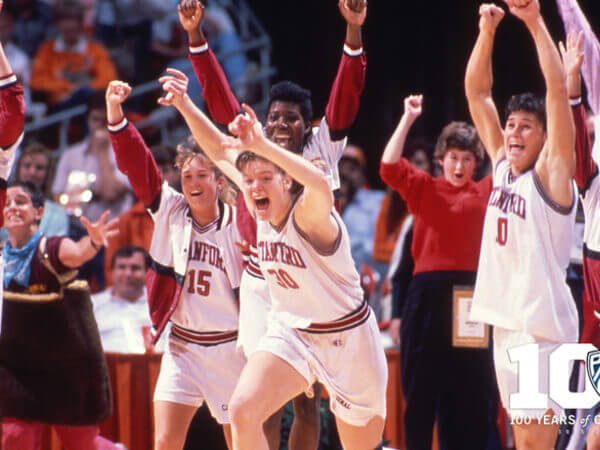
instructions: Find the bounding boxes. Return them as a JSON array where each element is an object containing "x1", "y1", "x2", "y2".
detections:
[
  {"x1": 30, "y1": 0, "x2": 116, "y2": 109},
  {"x1": 92, "y1": 245, "x2": 152, "y2": 353}
]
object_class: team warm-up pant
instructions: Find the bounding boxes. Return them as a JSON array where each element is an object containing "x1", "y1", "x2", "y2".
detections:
[{"x1": 400, "y1": 271, "x2": 498, "y2": 450}]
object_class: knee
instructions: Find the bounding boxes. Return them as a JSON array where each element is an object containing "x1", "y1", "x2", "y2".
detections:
[
  {"x1": 154, "y1": 428, "x2": 185, "y2": 450},
  {"x1": 230, "y1": 394, "x2": 263, "y2": 432}
]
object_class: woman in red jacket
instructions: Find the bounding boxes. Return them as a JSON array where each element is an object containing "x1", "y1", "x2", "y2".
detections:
[{"x1": 380, "y1": 94, "x2": 497, "y2": 450}]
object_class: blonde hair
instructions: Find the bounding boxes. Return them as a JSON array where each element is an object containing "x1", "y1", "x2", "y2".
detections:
[{"x1": 176, "y1": 135, "x2": 237, "y2": 205}]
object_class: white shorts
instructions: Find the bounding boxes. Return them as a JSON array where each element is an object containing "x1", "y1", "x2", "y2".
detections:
[
  {"x1": 153, "y1": 332, "x2": 247, "y2": 424},
  {"x1": 256, "y1": 311, "x2": 388, "y2": 426},
  {"x1": 494, "y1": 327, "x2": 565, "y2": 420},
  {"x1": 237, "y1": 270, "x2": 271, "y2": 357}
]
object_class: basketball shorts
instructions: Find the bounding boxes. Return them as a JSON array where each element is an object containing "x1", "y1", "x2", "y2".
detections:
[
  {"x1": 256, "y1": 311, "x2": 387, "y2": 426},
  {"x1": 154, "y1": 331, "x2": 247, "y2": 424}
]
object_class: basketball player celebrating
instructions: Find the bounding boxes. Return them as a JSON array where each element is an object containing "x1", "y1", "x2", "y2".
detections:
[
  {"x1": 178, "y1": 1, "x2": 368, "y2": 447},
  {"x1": 158, "y1": 68, "x2": 387, "y2": 450},
  {"x1": 466, "y1": 1, "x2": 578, "y2": 448},
  {"x1": 105, "y1": 80, "x2": 245, "y2": 450}
]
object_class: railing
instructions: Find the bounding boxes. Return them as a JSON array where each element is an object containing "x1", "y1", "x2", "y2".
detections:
[{"x1": 24, "y1": 0, "x2": 275, "y2": 154}]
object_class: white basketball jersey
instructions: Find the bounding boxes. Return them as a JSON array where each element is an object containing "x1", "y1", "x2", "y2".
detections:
[
  {"x1": 171, "y1": 211, "x2": 244, "y2": 332},
  {"x1": 471, "y1": 159, "x2": 579, "y2": 342},
  {"x1": 256, "y1": 199, "x2": 363, "y2": 328}
]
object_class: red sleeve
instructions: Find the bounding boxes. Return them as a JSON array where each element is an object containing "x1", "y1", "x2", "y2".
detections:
[
  {"x1": 0, "y1": 74, "x2": 25, "y2": 148},
  {"x1": 379, "y1": 158, "x2": 430, "y2": 213},
  {"x1": 235, "y1": 191, "x2": 257, "y2": 245},
  {"x1": 324, "y1": 44, "x2": 366, "y2": 140},
  {"x1": 108, "y1": 119, "x2": 163, "y2": 207},
  {"x1": 188, "y1": 43, "x2": 241, "y2": 125},
  {"x1": 572, "y1": 101, "x2": 597, "y2": 192}
]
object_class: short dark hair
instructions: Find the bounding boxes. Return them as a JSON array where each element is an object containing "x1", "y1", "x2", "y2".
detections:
[
  {"x1": 505, "y1": 93, "x2": 546, "y2": 130},
  {"x1": 111, "y1": 245, "x2": 150, "y2": 270},
  {"x1": 268, "y1": 81, "x2": 313, "y2": 125},
  {"x1": 434, "y1": 121, "x2": 484, "y2": 162},
  {"x1": 7, "y1": 181, "x2": 45, "y2": 208}
]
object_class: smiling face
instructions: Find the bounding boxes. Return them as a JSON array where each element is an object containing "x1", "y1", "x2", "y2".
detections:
[
  {"x1": 4, "y1": 186, "x2": 43, "y2": 236},
  {"x1": 265, "y1": 101, "x2": 309, "y2": 154},
  {"x1": 240, "y1": 159, "x2": 293, "y2": 224},
  {"x1": 440, "y1": 148, "x2": 477, "y2": 188},
  {"x1": 180, "y1": 157, "x2": 222, "y2": 221},
  {"x1": 504, "y1": 110, "x2": 546, "y2": 173}
]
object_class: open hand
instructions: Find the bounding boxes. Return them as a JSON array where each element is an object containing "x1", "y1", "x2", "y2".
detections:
[
  {"x1": 228, "y1": 104, "x2": 266, "y2": 151},
  {"x1": 105, "y1": 81, "x2": 132, "y2": 106},
  {"x1": 80, "y1": 210, "x2": 119, "y2": 248},
  {"x1": 559, "y1": 31, "x2": 584, "y2": 79},
  {"x1": 338, "y1": 0, "x2": 367, "y2": 27},
  {"x1": 158, "y1": 68, "x2": 189, "y2": 108},
  {"x1": 504, "y1": 0, "x2": 540, "y2": 25},
  {"x1": 178, "y1": 0, "x2": 204, "y2": 32},
  {"x1": 404, "y1": 94, "x2": 423, "y2": 120},
  {"x1": 478, "y1": 3, "x2": 505, "y2": 33}
]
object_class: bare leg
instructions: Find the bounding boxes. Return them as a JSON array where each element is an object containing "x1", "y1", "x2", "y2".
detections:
[
  {"x1": 289, "y1": 384, "x2": 322, "y2": 450},
  {"x1": 335, "y1": 415, "x2": 384, "y2": 450},
  {"x1": 153, "y1": 401, "x2": 198, "y2": 450},
  {"x1": 587, "y1": 416, "x2": 600, "y2": 450},
  {"x1": 222, "y1": 424, "x2": 233, "y2": 450},
  {"x1": 263, "y1": 408, "x2": 285, "y2": 450},
  {"x1": 230, "y1": 351, "x2": 307, "y2": 450},
  {"x1": 512, "y1": 409, "x2": 558, "y2": 450}
]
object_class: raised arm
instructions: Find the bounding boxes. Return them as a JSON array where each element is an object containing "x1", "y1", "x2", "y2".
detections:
[
  {"x1": 179, "y1": 0, "x2": 241, "y2": 125},
  {"x1": 556, "y1": 0, "x2": 600, "y2": 114},
  {"x1": 561, "y1": 31, "x2": 596, "y2": 191},
  {"x1": 381, "y1": 95, "x2": 423, "y2": 164},
  {"x1": 105, "y1": 81, "x2": 163, "y2": 208},
  {"x1": 230, "y1": 104, "x2": 336, "y2": 243},
  {"x1": 509, "y1": 0, "x2": 575, "y2": 207},
  {"x1": 324, "y1": 0, "x2": 367, "y2": 140},
  {"x1": 158, "y1": 68, "x2": 242, "y2": 187},
  {"x1": 465, "y1": 4, "x2": 505, "y2": 166},
  {"x1": 58, "y1": 210, "x2": 118, "y2": 268}
]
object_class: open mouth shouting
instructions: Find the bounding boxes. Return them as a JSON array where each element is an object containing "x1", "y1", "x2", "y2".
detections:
[{"x1": 254, "y1": 196, "x2": 270, "y2": 212}]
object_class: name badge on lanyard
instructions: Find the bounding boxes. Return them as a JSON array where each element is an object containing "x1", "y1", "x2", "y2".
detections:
[{"x1": 452, "y1": 285, "x2": 489, "y2": 348}]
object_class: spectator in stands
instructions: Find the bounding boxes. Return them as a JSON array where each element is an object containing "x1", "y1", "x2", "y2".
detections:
[
  {"x1": 380, "y1": 94, "x2": 497, "y2": 450},
  {"x1": 338, "y1": 144, "x2": 384, "y2": 272},
  {"x1": 13, "y1": 142, "x2": 69, "y2": 236},
  {"x1": 52, "y1": 92, "x2": 132, "y2": 223},
  {"x1": 6, "y1": 0, "x2": 53, "y2": 58},
  {"x1": 92, "y1": 245, "x2": 151, "y2": 353},
  {"x1": 30, "y1": 0, "x2": 116, "y2": 110},
  {"x1": 103, "y1": 142, "x2": 178, "y2": 286}
]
